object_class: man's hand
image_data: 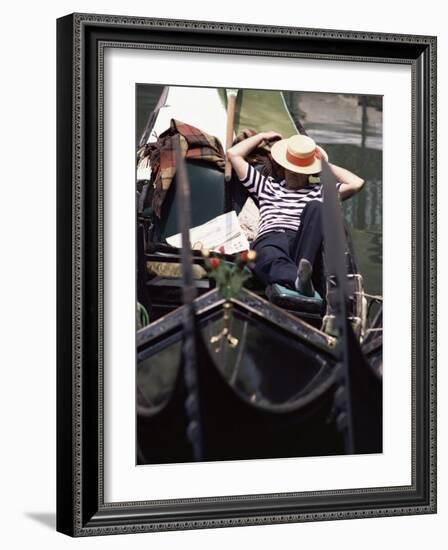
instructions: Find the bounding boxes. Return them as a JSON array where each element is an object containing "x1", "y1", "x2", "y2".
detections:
[
  {"x1": 330, "y1": 163, "x2": 365, "y2": 201},
  {"x1": 316, "y1": 145, "x2": 328, "y2": 161}
]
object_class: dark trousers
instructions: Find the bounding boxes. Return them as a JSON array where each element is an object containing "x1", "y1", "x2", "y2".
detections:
[{"x1": 251, "y1": 200, "x2": 325, "y2": 296}]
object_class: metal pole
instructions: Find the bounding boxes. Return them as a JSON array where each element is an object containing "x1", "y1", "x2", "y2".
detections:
[
  {"x1": 175, "y1": 138, "x2": 204, "y2": 461},
  {"x1": 320, "y1": 160, "x2": 355, "y2": 454}
]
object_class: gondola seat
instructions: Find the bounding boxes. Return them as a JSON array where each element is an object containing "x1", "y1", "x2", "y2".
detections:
[
  {"x1": 141, "y1": 161, "x2": 251, "y2": 320},
  {"x1": 140, "y1": 160, "x2": 266, "y2": 316}
]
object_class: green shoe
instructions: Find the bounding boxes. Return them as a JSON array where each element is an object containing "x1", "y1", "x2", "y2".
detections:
[{"x1": 295, "y1": 258, "x2": 315, "y2": 297}]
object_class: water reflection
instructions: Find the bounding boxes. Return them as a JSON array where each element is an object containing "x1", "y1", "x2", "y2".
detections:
[{"x1": 285, "y1": 92, "x2": 383, "y2": 296}]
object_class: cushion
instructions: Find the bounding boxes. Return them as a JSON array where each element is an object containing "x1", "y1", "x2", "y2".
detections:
[{"x1": 147, "y1": 261, "x2": 207, "y2": 279}]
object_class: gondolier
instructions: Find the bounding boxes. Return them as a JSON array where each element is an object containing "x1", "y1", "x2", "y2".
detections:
[{"x1": 227, "y1": 132, "x2": 365, "y2": 299}]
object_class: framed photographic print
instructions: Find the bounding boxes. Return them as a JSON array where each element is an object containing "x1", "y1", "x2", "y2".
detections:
[{"x1": 56, "y1": 13, "x2": 437, "y2": 536}]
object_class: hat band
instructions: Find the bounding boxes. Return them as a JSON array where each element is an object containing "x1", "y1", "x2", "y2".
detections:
[{"x1": 286, "y1": 148, "x2": 318, "y2": 167}]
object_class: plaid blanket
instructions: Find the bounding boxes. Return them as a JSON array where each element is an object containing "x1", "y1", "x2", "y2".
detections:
[{"x1": 137, "y1": 119, "x2": 281, "y2": 218}]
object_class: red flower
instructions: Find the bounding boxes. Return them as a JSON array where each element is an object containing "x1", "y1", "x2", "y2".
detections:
[
  {"x1": 240, "y1": 250, "x2": 249, "y2": 263},
  {"x1": 210, "y1": 257, "x2": 220, "y2": 270}
]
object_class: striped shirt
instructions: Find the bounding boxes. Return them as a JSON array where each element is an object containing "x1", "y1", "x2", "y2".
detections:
[{"x1": 239, "y1": 164, "x2": 341, "y2": 239}]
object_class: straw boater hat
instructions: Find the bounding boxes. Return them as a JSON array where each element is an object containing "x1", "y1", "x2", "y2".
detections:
[{"x1": 271, "y1": 134, "x2": 327, "y2": 175}]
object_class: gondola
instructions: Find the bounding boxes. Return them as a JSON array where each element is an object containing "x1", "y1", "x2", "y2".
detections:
[{"x1": 136, "y1": 86, "x2": 383, "y2": 464}]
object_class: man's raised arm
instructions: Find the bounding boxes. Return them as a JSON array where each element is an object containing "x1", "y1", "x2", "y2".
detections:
[{"x1": 227, "y1": 131, "x2": 282, "y2": 181}]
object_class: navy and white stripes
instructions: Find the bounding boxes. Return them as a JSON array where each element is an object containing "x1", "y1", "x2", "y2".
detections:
[{"x1": 239, "y1": 164, "x2": 340, "y2": 239}]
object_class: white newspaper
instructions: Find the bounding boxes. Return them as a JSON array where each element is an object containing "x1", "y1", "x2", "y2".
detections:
[{"x1": 166, "y1": 211, "x2": 249, "y2": 255}]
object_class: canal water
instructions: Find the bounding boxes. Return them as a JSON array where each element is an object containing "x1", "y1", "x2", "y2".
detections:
[{"x1": 284, "y1": 91, "x2": 382, "y2": 297}]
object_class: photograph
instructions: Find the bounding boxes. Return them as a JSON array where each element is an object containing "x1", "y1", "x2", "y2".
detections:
[{"x1": 135, "y1": 84, "x2": 383, "y2": 464}]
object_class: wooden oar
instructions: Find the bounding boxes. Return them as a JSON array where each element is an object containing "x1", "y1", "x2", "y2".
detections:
[
  {"x1": 224, "y1": 89, "x2": 238, "y2": 181},
  {"x1": 175, "y1": 137, "x2": 204, "y2": 462}
]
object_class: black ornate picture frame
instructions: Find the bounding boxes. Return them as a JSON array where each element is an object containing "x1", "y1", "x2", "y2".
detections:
[{"x1": 56, "y1": 13, "x2": 437, "y2": 536}]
